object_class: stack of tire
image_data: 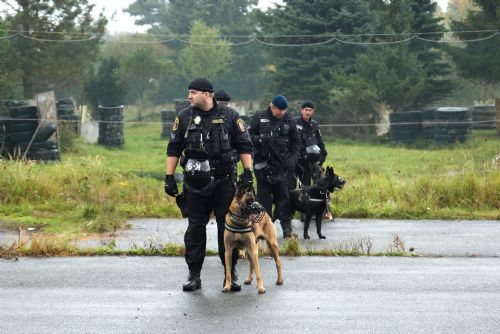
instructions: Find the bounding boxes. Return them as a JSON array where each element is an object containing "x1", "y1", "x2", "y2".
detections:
[
  {"x1": 160, "y1": 110, "x2": 176, "y2": 138},
  {"x1": 5, "y1": 104, "x2": 59, "y2": 161},
  {"x1": 389, "y1": 110, "x2": 422, "y2": 144},
  {"x1": 472, "y1": 105, "x2": 496, "y2": 130},
  {"x1": 57, "y1": 98, "x2": 80, "y2": 133},
  {"x1": 421, "y1": 107, "x2": 471, "y2": 144},
  {"x1": 98, "y1": 105, "x2": 124, "y2": 147}
]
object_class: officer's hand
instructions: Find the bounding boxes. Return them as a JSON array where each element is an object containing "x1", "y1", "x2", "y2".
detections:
[
  {"x1": 239, "y1": 168, "x2": 253, "y2": 188},
  {"x1": 164, "y1": 174, "x2": 178, "y2": 197},
  {"x1": 319, "y1": 155, "x2": 326, "y2": 166}
]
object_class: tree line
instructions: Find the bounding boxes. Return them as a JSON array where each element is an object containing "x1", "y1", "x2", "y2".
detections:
[{"x1": 0, "y1": 0, "x2": 499, "y2": 136}]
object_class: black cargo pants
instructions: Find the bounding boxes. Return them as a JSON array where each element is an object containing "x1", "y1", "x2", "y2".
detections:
[
  {"x1": 183, "y1": 177, "x2": 239, "y2": 274},
  {"x1": 255, "y1": 169, "x2": 293, "y2": 236}
]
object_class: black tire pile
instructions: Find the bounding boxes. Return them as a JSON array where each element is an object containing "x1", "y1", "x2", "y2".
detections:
[
  {"x1": 98, "y1": 106, "x2": 124, "y2": 147},
  {"x1": 57, "y1": 98, "x2": 80, "y2": 133},
  {"x1": 472, "y1": 105, "x2": 496, "y2": 130},
  {"x1": 3, "y1": 104, "x2": 59, "y2": 161},
  {"x1": 160, "y1": 110, "x2": 176, "y2": 138},
  {"x1": 421, "y1": 107, "x2": 471, "y2": 144},
  {"x1": 389, "y1": 107, "x2": 473, "y2": 144},
  {"x1": 389, "y1": 111, "x2": 422, "y2": 144}
]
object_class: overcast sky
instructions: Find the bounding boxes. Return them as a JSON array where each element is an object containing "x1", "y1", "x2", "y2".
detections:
[{"x1": 92, "y1": 0, "x2": 449, "y2": 34}]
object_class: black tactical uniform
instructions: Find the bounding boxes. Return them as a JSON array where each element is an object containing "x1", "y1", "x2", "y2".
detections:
[
  {"x1": 167, "y1": 99, "x2": 253, "y2": 287},
  {"x1": 249, "y1": 107, "x2": 300, "y2": 237},
  {"x1": 293, "y1": 116, "x2": 327, "y2": 187}
]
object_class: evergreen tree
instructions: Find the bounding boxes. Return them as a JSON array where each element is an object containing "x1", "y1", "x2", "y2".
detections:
[
  {"x1": 406, "y1": 0, "x2": 454, "y2": 105},
  {"x1": 449, "y1": 0, "x2": 500, "y2": 84},
  {"x1": 259, "y1": 0, "x2": 378, "y2": 118}
]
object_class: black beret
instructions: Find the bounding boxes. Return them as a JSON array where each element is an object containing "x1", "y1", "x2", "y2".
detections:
[
  {"x1": 271, "y1": 95, "x2": 288, "y2": 110},
  {"x1": 214, "y1": 90, "x2": 231, "y2": 102},
  {"x1": 301, "y1": 101, "x2": 315, "y2": 109},
  {"x1": 188, "y1": 77, "x2": 213, "y2": 93}
]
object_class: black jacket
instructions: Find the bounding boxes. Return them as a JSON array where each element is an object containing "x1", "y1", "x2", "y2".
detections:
[
  {"x1": 295, "y1": 116, "x2": 327, "y2": 161},
  {"x1": 167, "y1": 100, "x2": 253, "y2": 160},
  {"x1": 249, "y1": 107, "x2": 300, "y2": 169}
]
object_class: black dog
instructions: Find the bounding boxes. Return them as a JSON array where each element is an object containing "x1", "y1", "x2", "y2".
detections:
[{"x1": 289, "y1": 166, "x2": 345, "y2": 239}]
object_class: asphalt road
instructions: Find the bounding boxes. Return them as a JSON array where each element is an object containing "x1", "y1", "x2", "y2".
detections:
[
  {"x1": 1, "y1": 256, "x2": 499, "y2": 334},
  {"x1": 78, "y1": 218, "x2": 500, "y2": 256}
]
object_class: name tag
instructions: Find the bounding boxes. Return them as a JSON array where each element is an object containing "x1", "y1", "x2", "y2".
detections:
[
  {"x1": 297, "y1": 125, "x2": 303, "y2": 130},
  {"x1": 212, "y1": 119, "x2": 224, "y2": 124},
  {"x1": 260, "y1": 119, "x2": 270, "y2": 123}
]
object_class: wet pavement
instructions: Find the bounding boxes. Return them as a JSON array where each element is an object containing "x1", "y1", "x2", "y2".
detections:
[
  {"x1": 1, "y1": 256, "x2": 499, "y2": 333},
  {"x1": 2, "y1": 218, "x2": 499, "y2": 257}
]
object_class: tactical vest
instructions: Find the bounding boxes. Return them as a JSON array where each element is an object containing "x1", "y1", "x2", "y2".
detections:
[
  {"x1": 183, "y1": 106, "x2": 237, "y2": 177},
  {"x1": 297, "y1": 119, "x2": 320, "y2": 147},
  {"x1": 256, "y1": 110, "x2": 292, "y2": 165}
]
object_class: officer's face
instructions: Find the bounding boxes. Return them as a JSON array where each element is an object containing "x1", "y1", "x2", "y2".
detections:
[
  {"x1": 301, "y1": 107, "x2": 314, "y2": 120},
  {"x1": 270, "y1": 104, "x2": 286, "y2": 119},
  {"x1": 188, "y1": 90, "x2": 210, "y2": 109}
]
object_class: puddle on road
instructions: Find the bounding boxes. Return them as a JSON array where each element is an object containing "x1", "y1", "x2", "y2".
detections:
[{"x1": 0, "y1": 228, "x2": 19, "y2": 246}]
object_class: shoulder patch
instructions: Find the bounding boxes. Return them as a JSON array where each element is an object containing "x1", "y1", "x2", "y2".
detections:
[
  {"x1": 237, "y1": 118, "x2": 246, "y2": 132},
  {"x1": 172, "y1": 117, "x2": 179, "y2": 132}
]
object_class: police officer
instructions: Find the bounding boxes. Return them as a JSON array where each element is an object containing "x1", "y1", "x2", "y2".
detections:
[
  {"x1": 249, "y1": 95, "x2": 300, "y2": 238},
  {"x1": 295, "y1": 101, "x2": 327, "y2": 187},
  {"x1": 214, "y1": 89, "x2": 231, "y2": 105},
  {"x1": 164, "y1": 78, "x2": 254, "y2": 292}
]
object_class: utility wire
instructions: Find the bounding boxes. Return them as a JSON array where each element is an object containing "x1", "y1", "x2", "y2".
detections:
[
  {"x1": 1, "y1": 26, "x2": 499, "y2": 38},
  {"x1": 3, "y1": 31, "x2": 498, "y2": 45}
]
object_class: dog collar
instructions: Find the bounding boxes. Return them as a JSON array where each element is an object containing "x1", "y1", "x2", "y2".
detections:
[{"x1": 225, "y1": 222, "x2": 253, "y2": 233}]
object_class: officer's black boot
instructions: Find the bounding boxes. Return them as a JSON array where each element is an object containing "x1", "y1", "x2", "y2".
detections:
[
  {"x1": 281, "y1": 220, "x2": 294, "y2": 238},
  {"x1": 230, "y1": 268, "x2": 241, "y2": 292},
  {"x1": 183, "y1": 270, "x2": 201, "y2": 291}
]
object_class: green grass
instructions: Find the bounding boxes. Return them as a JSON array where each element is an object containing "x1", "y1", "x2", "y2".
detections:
[{"x1": 0, "y1": 114, "x2": 499, "y2": 236}]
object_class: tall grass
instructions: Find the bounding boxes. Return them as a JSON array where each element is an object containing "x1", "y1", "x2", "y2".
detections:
[{"x1": 1, "y1": 119, "x2": 499, "y2": 235}]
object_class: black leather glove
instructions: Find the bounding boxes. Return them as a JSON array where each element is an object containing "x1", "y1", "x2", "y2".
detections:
[
  {"x1": 239, "y1": 168, "x2": 253, "y2": 188},
  {"x1": 319, "y1": 154, "x2": 326, "y2": 165},
  {"x1": 164, "y1": 174, "x2": 178, "y2": 197}
]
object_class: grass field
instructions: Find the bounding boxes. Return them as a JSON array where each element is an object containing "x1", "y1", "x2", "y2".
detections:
[{"x1": 0, "y1": 117, "x2": 499, "y2": 236}]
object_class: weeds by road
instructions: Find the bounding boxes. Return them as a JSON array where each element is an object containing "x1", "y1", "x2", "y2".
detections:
[{"x1": 0, "y1": 121, "x2": 499, "y2": 235}]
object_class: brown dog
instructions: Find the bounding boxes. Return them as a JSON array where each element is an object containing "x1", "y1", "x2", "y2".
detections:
[{"x1": 223, "y1": 181, "x2": 283, "y2": 294}]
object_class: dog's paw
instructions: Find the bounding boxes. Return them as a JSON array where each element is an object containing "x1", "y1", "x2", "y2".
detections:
[
  {"x1": 222, "y1": 285, "x2": 232, "y2": 292},
  {"x1": 258, "y1": 288, "x2": 266, "y2": 294},
  {"x1": 318, "y1": 234, "x2": 326, "y2": 239},
  {"x1": 244, "y1": 279, "x2": 252, "y2": 285},
  {"x1": 303, "y1": 234, "x2": 311, "y2": 239},
  {"x1": 276, "y1": 280, "x2": 283, "y2": 285}
]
